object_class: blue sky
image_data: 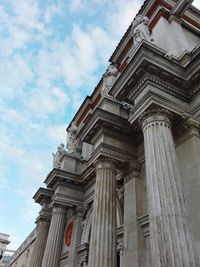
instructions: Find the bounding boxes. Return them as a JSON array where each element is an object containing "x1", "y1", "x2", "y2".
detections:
[
  {"x1": 0, "y1": 0, "x2": 199, "y2": 250},
  {"x1": 0, "y1": 0, "x2": 143, "y2": 250}
]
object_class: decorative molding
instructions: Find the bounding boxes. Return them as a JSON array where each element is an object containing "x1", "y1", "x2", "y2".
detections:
[
  {"x1": 137, "y1": 213, "x2": 149, "y2": 237},
  {"x1": 139, "y1": 107, "x2": 173, "y2": 128},
  {"x1": 33, "y1": 187, "x2": 54, "y2": 205},
  {"x1": 175, "y1": 118, "x2": 200, "y2": 146},
  {"x1": 102, "y1": 126, "x2": 134, "y2": 145},
  {"x1": 117, "y1": 239, "x2": 124, "y2": 256},
  {"x1": 93, "y1": 156, "x2": 117, "y2": 170},
  {"x1": 76, "y1": 243, "x2": 89, "y2": 267},
  {"x1": 122, "y1": 161, "x2": 141, "y2": 183},
  {"x1": 128, "y1": 74, "x2": 188, "y2": 101}
]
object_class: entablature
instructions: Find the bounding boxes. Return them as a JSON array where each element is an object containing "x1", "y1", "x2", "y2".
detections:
[
  {"x1": 79, "y1": 108, "x2": 133, "y2": 143},
  {"x1": 44, "y1": 169, "x2": 80, "y2": 189},
  {"x1": 110, "y1": 41, "x2": 200, "y2": 103},
  {"x1": 33, "y1": 187, "x2": 53, "y2": 205}
]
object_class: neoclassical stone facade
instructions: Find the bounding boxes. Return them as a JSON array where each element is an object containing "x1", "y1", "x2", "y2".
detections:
[{"x1": 8, "y1": 0, "x2": 200, "y2": 266}]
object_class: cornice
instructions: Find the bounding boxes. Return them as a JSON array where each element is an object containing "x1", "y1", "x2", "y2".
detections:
[
  {"x1": 44, "y1": 168, "x2": 80, "y2": 189},
  {"x1": 129, "y1": 91, "x2": 190, "y2": 125},
  {"x1": 51, "y1": 192, "x2": 84, "y2": 209},
  {"x1": 87, "y1": 142, "x2": 135, "y2": 169},
  {"x1": 33, "y1": 187, "x2": 54, "y2": 204},
  {"x1": 110, "y1": 41, "x2": 200, "y2": 102},
  {"x1": 128, "y1": 74, "x2": 188, "y2": 102},
  {"x1": 174, "y1": 117, "x2": 200, "y2": 146},
  {"x1": 79, "y1": 107, "x2": 133, "y2": 144}
]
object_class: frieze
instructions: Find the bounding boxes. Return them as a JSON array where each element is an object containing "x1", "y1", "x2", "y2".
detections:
[
  {"x1": 102, "y1": 126, "x2": 134, "y2": 145},
  {"x1": 128, "y1": 74, "x2": 188, "y2": 101}
]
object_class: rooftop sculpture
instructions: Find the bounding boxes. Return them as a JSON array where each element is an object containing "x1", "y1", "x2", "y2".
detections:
[
  {"x1": 131, "y1": 14, "x2": 154, "y2": 47},
  {"x1": 66, "y1": 122, "x2": 78, "y2": 154},
  {"x1": 101, "y1": 63, "x2": 118, "y2": 96}
]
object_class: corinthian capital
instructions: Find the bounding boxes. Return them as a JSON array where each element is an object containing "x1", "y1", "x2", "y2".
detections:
[
  {"x1": 139, "y1": 107, "x2": 173, "y2": 130},
  {"x1": 93, "y1": 157, "x2": 117, "y2": 171}
]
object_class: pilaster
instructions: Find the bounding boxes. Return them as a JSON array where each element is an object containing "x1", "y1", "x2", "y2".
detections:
[{"x1": 123, "y1": 162, "x2": 140, "y2": 267}]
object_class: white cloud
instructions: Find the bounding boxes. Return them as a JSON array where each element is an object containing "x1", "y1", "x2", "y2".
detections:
[
  {"x1": 0, "y1": 0, "x2": 144, "y2": 252},
  {"x1": 0, "y1": 55, "x2": 33, "y2": 98},
  {"x1": 105, "y1": 0, "x2": 141, "y2": 38},
  {"x1": 27, "y1": 86, "x2": 69, "y2": 118},
  {"x1": 20, "y1": 199, "x2": 40, "y2": 224},
  {"x1": 45, "y1": 3, "x2": 64, "y2": 23},
  {"x1": 193, "y1": 0, "x2": 200, "y2": 9},
  {"x1": 47, "y1": 124, "x2": 67, "y2": 144},
  {"x1": 10, "y1": 0, "x2": 44, "y2": 32},
  {"x1": 69, "y1": 0, "x2": 85, "y2": 12}
]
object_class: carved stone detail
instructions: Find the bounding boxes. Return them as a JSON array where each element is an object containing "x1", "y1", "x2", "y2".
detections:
[
  {"x1": 81, "y1": 204, "x2": 93, "y2": 244},
  {"x1": 131, "y1": 15, "x2": 154, "y2": 47},
  {"x1": 117, "y1": 239, "x2": 124, "y2": 256},
  {"x1": 93, "y1": 157, "x2": 117, "y2": 171},
  {"x1": 67, "y1": 122, "x2": 78, "y2": 154},
  {"x1": 52, "y1": 143, "x2": 66, "y2": 168},
  {"x1": 139, "y1": 107, "x2": 173, "y2": 128},
  {"x1": 77, "y1": 243, "x2": 89, "y2": 267},
  {"x1": 128, "y1": 74, "x2": 187, "y2": 101}
]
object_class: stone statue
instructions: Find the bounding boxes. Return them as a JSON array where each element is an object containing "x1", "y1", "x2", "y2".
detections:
[
  {"x1": 81, "y1": 204, "x2": 93, "y2": 243},
  {"x1": 101, "y1": 63, "x2": 118, "y2": 96},
  {"x1": 131, "y1": 15, "x2": 154, "y2": 47},
  {"x1": 52, "y1": 143, "x2": 66, "y2": 168},
  {"x1": 67, "y1": 122, "x2": 78, "y2": 154}
]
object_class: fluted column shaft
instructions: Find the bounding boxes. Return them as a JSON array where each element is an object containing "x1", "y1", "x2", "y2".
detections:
[
  {"x1": 29, "y1": 219, "x2": 50, "y2": 267},
  {"x1": 141, "y1": 110, "x2": 199, "y2": 267},
  {"x1": 41, "y1": 205, "x2": 66, "y2": 267},
  {"x1": 88, "y1": 159, "x2": 117, "y2": 267}
]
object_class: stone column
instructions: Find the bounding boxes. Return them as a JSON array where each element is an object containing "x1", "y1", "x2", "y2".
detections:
[
  {"x1": 41, "y1": 205, "x2": 67, "y2": 267},
  {"x1": 88, "y1": 158, "x2": 117, "y2": 267},
  {"x1": 140, "y1": 108, "x2": 199, "y2": 267},
  {"x1": 29, "y1": 218, "x2": 50, "y2": 267},
  {"x1": 123, "y1": 164, "x2": 140, "y2": 267}
]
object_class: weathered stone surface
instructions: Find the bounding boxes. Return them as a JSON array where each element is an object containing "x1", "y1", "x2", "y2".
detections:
[
  {"x1": 29, "y1": 219, "x2": 50, "y2": 267},
  {"x1": 41, "y1": 205, "x2": 67, "y2": 267},
  {"x1": 140, "y1": 109, "x2": 199, "y2": 267},
  {"x1": 88, "y1": 158, "x2": 117, "y2": 267}
]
